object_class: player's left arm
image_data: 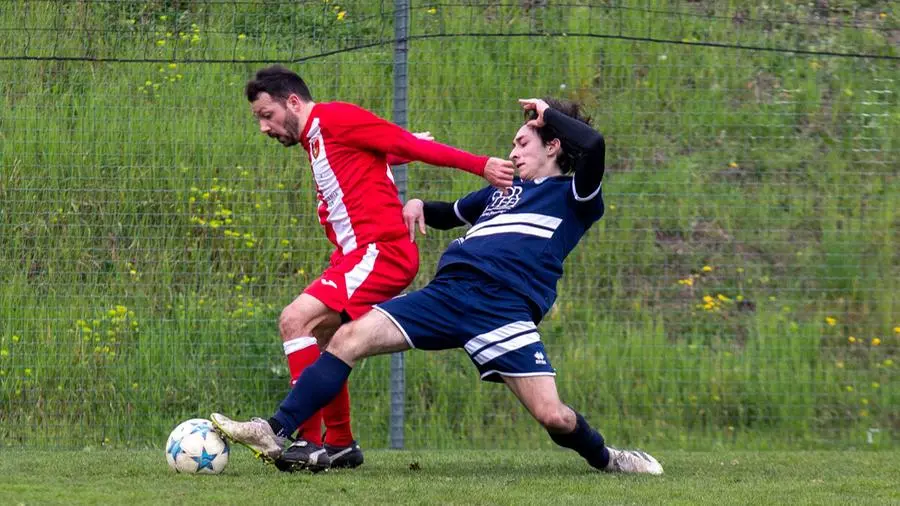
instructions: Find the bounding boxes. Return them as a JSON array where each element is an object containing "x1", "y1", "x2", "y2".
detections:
[{"x1": 542, "y1": 108, "x2": 605, "y2": 201}]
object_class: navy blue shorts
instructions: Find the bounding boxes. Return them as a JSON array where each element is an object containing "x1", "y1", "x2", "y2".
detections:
[{"x1": 373, "y1": 268, "x2": 555, "y2": 383}]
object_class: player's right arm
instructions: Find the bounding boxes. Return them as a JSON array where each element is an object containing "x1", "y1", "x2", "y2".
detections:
[
  {"x1": 324, "y1": 103, "x2": 514, "y2": 188},
  {"x1": 402, "y1": 186, "x2": 494, "y2": 241}
]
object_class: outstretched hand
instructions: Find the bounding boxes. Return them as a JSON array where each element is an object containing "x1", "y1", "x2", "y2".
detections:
[
  {"x1": 483, "y1": 157, "x2": 515, "y2": 189},
  {"x1": 518, "y1": 98, "x2": 550, "y2": 128}
]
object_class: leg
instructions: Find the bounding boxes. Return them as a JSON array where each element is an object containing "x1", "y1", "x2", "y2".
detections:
[
  {"x1": 210, "y1": 310, "x2": 406, "y2": 470},
  {"x1": 325, "y1": 308, "x2": 411, "y2": 365},
  {"x1": 503, "y1": 375, "x2": 663, "y2": 475},
  {"x1": 212, "y1": 273, "x2": 454, "y2": 471},
  {"x1": 279, "y1": 293, "x2": 343, "y2": 348},
  {"x1": 279, "y1": 293, "x2": 342, "y2": 446},
  {"x1": 502, "y1": 375, "x2": 576, "y2": 433},
  {"x1": 272, "y1": 309, "x2": 409, "y2": 471},
  {"x1": 503, "y1": 375, "x2": 608, "y2": 468},
  {"x1": 276, "y1": 309, "x2": 409, "y2": 432},
  {"x1": 314, "y1": 240, "x2": 417, "y2": 453}
]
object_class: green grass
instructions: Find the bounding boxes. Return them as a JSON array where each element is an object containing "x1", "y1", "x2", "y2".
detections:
[
  {"x1": 1, "y1": 449, "x2": 898, "y2": 505},
  {"x1": 0, "y1": 0, "x2": 897, "y2": 449}
]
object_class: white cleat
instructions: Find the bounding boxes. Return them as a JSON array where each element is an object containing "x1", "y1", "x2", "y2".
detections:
[
  {"x1": 210, "y1": 413, "x2": 287, "y2": 463},
  {"x1": 605, "y1": 447, "x2": 664, "y2": 475}
]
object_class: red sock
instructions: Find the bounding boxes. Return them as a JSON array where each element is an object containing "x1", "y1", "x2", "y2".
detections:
[
  {"x1": 283, "y1": 337, "x2": 323, "y2": 446},
  {"x1": 323, "y1": 381, "x2": 354, "y2": 447}
]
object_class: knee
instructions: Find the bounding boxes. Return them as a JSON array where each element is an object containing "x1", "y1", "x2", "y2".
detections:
[
  {"x1": 535, "y1": 405, "x2": 575, "y2": 433},
  {"x1": 279, "y1": 305, "x2": 313, "y2": 340}
]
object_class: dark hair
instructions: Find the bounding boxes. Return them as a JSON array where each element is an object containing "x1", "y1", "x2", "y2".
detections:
[
  {"x1": 525, "y1": 98, "x2": 591, "y2": 174},
  {"x1": 246, "y1": 65, "x2": 313, "y2": 103}
]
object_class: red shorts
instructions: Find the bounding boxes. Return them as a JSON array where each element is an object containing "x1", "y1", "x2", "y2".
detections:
[{"x1": 303, "y1": 239, "x2": 419, "y2": 320}]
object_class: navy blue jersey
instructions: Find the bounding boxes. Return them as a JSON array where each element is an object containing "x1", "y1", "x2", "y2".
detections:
[{"x1": 436, "y1": 175, "x2": 604, "y2": 319}]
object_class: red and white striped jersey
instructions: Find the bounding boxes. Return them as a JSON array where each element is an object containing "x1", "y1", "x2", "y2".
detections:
[{"x1": 299, "y1": 102, "x2": 488, "y2": 256}]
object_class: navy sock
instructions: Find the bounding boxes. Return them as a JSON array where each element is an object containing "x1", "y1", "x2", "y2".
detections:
[
  {"x1": 549, "y1": 411, "x2": 610, "y2": 469},
  {"x1": 271, "y1": 352, "x2": 352, "y2": 438}
]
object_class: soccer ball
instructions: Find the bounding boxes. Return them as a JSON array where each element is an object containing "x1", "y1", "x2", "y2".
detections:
[{"x1": 165, "y1": 418, "x2": 230, "y2": 474}]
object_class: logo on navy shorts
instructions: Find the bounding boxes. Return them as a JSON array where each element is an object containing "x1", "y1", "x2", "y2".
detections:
[
  {"x1": 483, "y1": 186, "x2": 522, "y2": 217},
  {"x1": 534, "y1": 351, "x2": 547, "y2": 365}
]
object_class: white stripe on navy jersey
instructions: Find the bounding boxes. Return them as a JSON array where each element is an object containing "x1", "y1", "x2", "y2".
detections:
[
  {"x1": 467, "y1": 212, "x2": 562, "y2": 236},
  {"x1": 467, "y1": 224, "x2": 554, "y2": 239}
]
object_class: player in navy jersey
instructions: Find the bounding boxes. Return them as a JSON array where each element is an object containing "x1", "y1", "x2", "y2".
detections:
[{"x1": 212, "y1": 98, "x2": 663, "y2": 475}]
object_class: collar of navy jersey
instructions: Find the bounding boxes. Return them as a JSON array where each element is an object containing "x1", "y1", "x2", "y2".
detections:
[{"x1": 519, "y1": 175, "x2": 572, "y2": 186}]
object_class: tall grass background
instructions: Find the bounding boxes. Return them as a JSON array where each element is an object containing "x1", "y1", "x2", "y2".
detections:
[{"x1": 0, "y1": 0, "x2": 896, "y2": 450}]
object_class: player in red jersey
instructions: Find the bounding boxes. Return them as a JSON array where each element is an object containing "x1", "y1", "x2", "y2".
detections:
[{"x1": 240, "y1": 65, "x2": 514, "y2": 470}]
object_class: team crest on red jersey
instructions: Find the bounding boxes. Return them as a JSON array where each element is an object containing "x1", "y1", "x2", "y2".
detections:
[{"x1": 311, "y1": 137, "x2": 321, "y2": 159}]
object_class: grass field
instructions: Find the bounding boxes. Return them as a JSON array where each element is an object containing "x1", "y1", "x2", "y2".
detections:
[
  {"x1": 1, "y1": 449, "x2": 898, "y2": 505},
  {"x1": 1, "y1": 0, "x2": 897, "y2": 449}
]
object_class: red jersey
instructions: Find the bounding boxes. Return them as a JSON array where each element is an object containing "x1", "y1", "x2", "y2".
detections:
[{"x1": 299, "y1": 102, "x2": 488, "y2": 255}]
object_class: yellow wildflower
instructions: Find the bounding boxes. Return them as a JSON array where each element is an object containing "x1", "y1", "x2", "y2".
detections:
[
  {"x1": 337, "y1": 11, "x2": 346, "y2": 20},
  {"x1": 871, "y1": 338, "x2": 880, "y2": 346},
  {"x1": 848, "y1": 336, "x2": 856, "y2": 343},
  {"x1": 824, "y1": 317, "x2": 836, "y2": 326},
  {"x1": 702, "y1": 265, "x2": 713, "y2": 272}
]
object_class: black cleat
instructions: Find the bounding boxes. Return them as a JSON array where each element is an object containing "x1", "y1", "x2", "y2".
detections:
[
  {"x1": 275, "y1": 439, "x2": 331, "y2": 473},
  {"x1": 325, "y1": 440, "x2": 364, "y2": 469}
]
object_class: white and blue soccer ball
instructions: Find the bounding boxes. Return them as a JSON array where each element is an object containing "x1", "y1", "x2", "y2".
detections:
[{"x1": 165, "y1": 418, "x2": 230, "y2": 474}]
